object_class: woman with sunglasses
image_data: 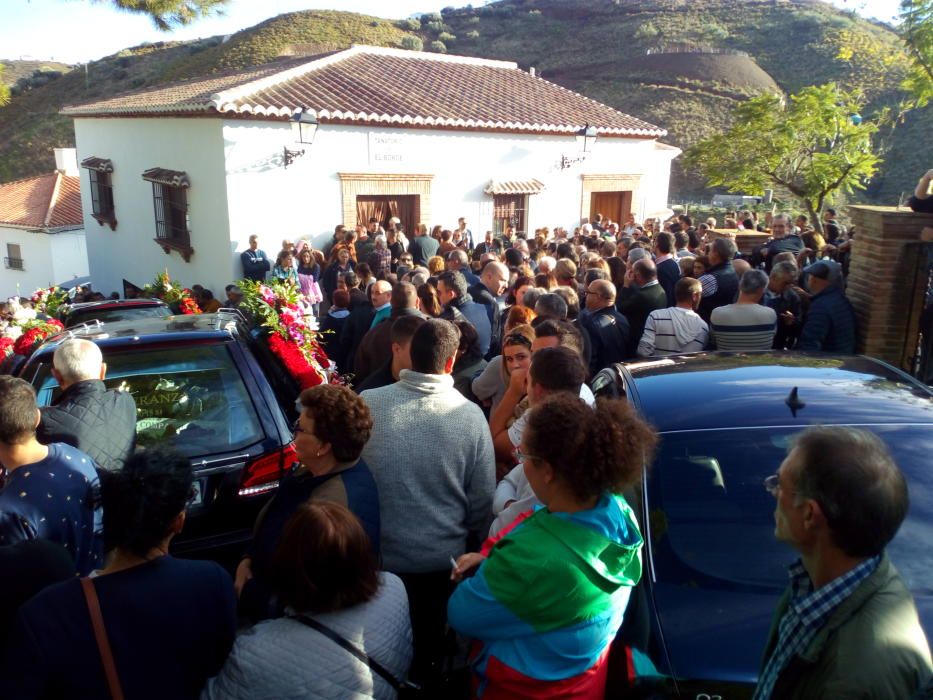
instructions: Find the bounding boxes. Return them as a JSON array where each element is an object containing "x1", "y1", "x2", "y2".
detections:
[
  {"x1": 1, "y1": 446, "x2": 237, "y2": 699},
  {"x1": 448, "y1": 394, "x2": 657, "y2": 698},
  {"x1": 235, "y1": 384, "x2": 379, "y2": 622}
]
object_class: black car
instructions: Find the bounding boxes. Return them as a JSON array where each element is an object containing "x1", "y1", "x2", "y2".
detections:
[
  {"x1": 593, "y1": 352, "x2": 933, "y2": 699},
  {"x1": 58, "y1": 299, "x2": 172, "y2": 328},
  {"x1": 16, "y1": 312, "x2": 302, "y2": 560}
]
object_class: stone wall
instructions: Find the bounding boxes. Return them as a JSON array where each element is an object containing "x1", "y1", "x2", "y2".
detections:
[{"x1": 846, "y1": 205, "x2": 933, "y2": 371}]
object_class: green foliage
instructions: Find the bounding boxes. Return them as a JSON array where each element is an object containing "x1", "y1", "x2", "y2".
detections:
[
  {"x1": 0, "y1": 68, "x2": 8, "y2": 108},
  {"x1": 420, "y1": 11, "x2": 443, "y2": 24},
  {"x1": 401, "y1": 18, "x2": 421, "y2": 31},
  {"x1": 466, "y1": 30, "x2": 480, "y2": 39},
  {"x1": 438, "y1": 32, "x2": 456, "y2": 42},
  {"x1": 400, "y1": 36, "x2": 423, "y2": 51},
  {"x1": 425, "y1": 20, "x2": 451, "y2": 34},
  {"x1": 430, "y1": 40, "x2": 448, "y2": 53},
  {"x1": 634, "y1": 22, "x2": 660, "y2": 40},
  {"x1": 105, "y1": 0, "x2": 228, "y2": 31},
  {"x1": 686, "y1": 84, "x2": 884, "y2": 225},
  {"x1": 900, "y1": 0, "x2": 933, "y2": 105}
]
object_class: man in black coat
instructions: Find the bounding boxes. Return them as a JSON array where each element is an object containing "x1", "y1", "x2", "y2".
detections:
[
  {"x1": 653, "y1": 232, "x2": 681, "y2": 307},
  {"x1": 617, "y1": 258, "x2": 668, "y2": 356},
  {"x1": 352, "y1": 282, "x2": 426, "y2": 384},
  {"x1": 240, "y1": 235, "x2": 270, "y2": 282},
  {"x1": 36, "y1": 339, "x2": 136, "y2": 472},
  {"x1": 580, "y1": 279, "x2": 631, "y2": 376},
  {"x1": 468, "y1": 261, "x2": 509, "y2": 360}
]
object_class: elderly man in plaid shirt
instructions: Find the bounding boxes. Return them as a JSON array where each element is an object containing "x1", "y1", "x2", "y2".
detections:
[{"x1": 756, "y1": 427, "x2": 931, "y2": 699}]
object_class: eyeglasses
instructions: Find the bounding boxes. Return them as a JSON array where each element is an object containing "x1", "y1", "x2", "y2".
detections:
[
  {"x1": 764, "y1": 473, "x2": 800, "y2": 497},
  {"x1": 515, "y1": 445, "x2": 541, "y2": 463}
]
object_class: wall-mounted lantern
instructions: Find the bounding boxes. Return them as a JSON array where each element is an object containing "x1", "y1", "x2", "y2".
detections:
[
  {"x1": 559, "y1": 124, "x2": 598, "y2": 170},
  {"x1": 283, "y1": 111, "x2": 319, "y2": 169}
]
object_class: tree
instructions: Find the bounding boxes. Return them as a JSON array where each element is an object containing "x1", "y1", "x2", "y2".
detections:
[
  {"x1": 99, "y1": 0, "x2": 228, "y2": 31},
  {"x1": 0, "y1": 65, "x2": 9, "y2": 108},
  {"x1": 900, "y1": 0, "x2": 933, "y2": 105},
  {"x1": 400, "y1": 36, "x2": 423, "y2": 51},
  {"x1": 686, "y1": 83, "x2": 885, "y2": 231}
]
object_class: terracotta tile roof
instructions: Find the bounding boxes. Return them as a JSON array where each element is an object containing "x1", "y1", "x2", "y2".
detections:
[
  {"x1": 63, "y1": 46, "x2": 665, "y2": 138},
  {"x1": 0, "y1": 172, "x2": 84, "y2": 230},
  {"x1": 485, "y1": 179, "x2": 546, "y2": 195}
]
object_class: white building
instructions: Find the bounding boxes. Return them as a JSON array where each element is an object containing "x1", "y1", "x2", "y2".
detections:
[
  {"x1": 0, "y1": 149, "x2": 89, "y2": 300},
  {"x1": 63, "y1": 45, "x2": 680, "y2": 295}
]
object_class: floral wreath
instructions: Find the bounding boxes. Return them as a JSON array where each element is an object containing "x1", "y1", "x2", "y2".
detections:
[
  {"x1": 0, "y1": 297, "x2": 65, "y2": 358},
  {"x1": 237, "y1": 279, "x2": 336, "y2": 389},
  {"x1": 31, "y1": 286, "x2": 71, "y2": 317},
  {"x1": 141, "y1": 271, "x2": 201, "y2": 315}
]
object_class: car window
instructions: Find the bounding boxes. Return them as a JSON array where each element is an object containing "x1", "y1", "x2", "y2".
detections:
[
  {"x1": 647, "y1": 426, "x2": 933, "y2": 595},
  {"x1": 64, "y1": 306, "x2": 171, "y2": 328},
  {"x1": 34, "y1": 344, "x2": 264, "y2": 459}
]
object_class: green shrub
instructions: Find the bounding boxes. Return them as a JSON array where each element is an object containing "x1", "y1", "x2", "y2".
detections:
[
  {"x1": 401, "y1": 18, "x2": 421, "y2": 31},
  {"x1": 400, "y1": 36, "x2": 423, "y2": 51},
  {"x1": 635, "y1": 22, "x2": 660, "y2": 40},
  {"x1": 430, "y1": 40, "x2": 448, "y2": 53},
  {"x1": 466, "y1": 30, "x2": 480, "y2": 39},
  {"x1": 438, "y1": 32, "x2": 456, "y2": 42},
  {"x1": 421, "y1": 12, "x2": 443, "y2": 24}
]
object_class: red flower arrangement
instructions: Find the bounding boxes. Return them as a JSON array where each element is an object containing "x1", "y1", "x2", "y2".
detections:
[
  {"x1": 238, "y1": 279, "x2": 335, "y2": 389},
  {"x1": 141, "y1": 271, "x2": 201, "y2": 315},
  {"x1": 0, "y1": 337, "x2": 14, "y2": 358},
  {"x1": 13, "y1": 319, "x2": 65, "y2": 356}
]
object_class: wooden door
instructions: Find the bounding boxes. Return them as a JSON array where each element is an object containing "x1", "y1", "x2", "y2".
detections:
[{"x1": 590, "y1": 191, "x2": 632, "y2": 227}]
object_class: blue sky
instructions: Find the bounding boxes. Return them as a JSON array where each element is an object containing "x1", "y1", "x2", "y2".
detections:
[{"x1": 0, "y1": 0, "x2": 906, "y2": 64}]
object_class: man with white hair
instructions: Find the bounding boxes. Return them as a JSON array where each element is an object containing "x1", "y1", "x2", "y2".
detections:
[
  {"x1": 36, "y1": 339, "x2": 136, "y2": 472},
  {"x1": 758, "y1": 213, "x2": 804, "y2": 272},
  {"x1": 536, "y1": 255, "x2": 556, "y2": 275}
]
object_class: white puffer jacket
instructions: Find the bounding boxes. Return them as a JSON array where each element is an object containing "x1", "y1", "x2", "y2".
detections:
[{"x1": 202, "y1": 573, "x2": 412, "y2": 700}]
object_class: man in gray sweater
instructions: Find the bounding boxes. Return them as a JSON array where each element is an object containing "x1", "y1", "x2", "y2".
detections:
[{"x1": 360, "y1": 318, "x2": 495, "y2": 684}]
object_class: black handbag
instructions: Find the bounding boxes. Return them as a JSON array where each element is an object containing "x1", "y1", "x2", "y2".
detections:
[{"x1": 290, "y1": 614, "x2": 422, "y2": 698}]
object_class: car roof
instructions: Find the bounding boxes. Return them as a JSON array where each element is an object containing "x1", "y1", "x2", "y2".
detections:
[
  {"x1": 621, "y1": 351, "x2": 933, "y2": 432},
  {"x1": 65, "y1": 298, "x2": 167, "y2": 312},
  {"x1": 29, "y1": 312, "x2": 244, "y2": 359}
]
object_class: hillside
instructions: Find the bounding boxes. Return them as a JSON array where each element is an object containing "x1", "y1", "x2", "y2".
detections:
[
  {"x1": 1, "y1": 60, "x2": 74, "y2": 87},
  {"x1": 0, "y1": 0, "x2": 926, "y2": 205}
]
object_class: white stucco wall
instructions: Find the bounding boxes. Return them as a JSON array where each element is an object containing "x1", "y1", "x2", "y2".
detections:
[
  {"x1": 222, "y1": 121, "x2": 677, "y2": 258},
  {"x1": 73, "y1": 117, "x2": 231, "y2": 296},
  {"x1": 0, "y1": 226, "x2": 87, "y2": 300},
  {"x1": 72, "y1": 114, "x2": 677, "y2": 294}
]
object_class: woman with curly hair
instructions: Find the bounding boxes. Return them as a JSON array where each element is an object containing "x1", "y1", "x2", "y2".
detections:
[
  {"x1": 236, "y1": 384, "x2": 379, "y2": 622},
  {"x1": 449, "y1": 392, "x2": 657, "y2": 698},
  {"x1": 427, "y1": 255, "x2": 446, "y2": 277}
]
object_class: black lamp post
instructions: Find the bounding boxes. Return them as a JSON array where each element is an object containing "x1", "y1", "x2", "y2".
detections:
[{"x1": 283, "y1": 111, "x2": 319, "y2": 169}]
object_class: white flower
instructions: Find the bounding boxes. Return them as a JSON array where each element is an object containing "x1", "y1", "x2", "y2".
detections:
[
  {"x1": 12, "y1": 306, "x2": 36, "y2": 323},
  {"x1": 3, "y1": 325, "x2": 22, "y2": 340}
]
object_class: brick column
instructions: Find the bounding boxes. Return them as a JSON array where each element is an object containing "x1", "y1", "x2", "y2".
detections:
[{"x1": 845, "y1": 205, "x2": 933, "y2": 370}]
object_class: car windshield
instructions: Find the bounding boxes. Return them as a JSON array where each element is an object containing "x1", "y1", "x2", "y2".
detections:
[
  {"x1": 647, "y1": 425, "x2": 933, "y2": 596},
  {"x1": 34, "y1": 344, "x2": 264, "y2": 459},
  {"x1": 64, "y1": 306, "x2": 171, "y2": 328}
]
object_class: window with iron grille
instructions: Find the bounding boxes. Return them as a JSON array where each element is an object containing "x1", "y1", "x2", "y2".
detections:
[
  {"x1": 493, "y1": 194, "x2": 527, "y2": 237},
  {"x1": 89, "y1": 170, "x2": 115, "y2": 222},
  {"x1": 5, "y1": 243, "x2": 23, "y2": 271},
  {"x1": 151, "y1": 182, "x2": 190, "y2": 247},
  {"x1": 81, "y1": 157, "x2": 116, "y2": 230}
]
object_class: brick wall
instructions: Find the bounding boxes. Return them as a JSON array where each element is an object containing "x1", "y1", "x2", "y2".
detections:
[{"x1": 846, "y1": 205, "x2": 933, "y2": 371}]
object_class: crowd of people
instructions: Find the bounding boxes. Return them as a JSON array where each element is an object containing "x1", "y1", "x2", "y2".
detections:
[{"x1": 0, "y1": 205, "x2": 930, "y2": 699}]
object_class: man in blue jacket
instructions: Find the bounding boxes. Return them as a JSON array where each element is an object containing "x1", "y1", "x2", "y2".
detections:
[
  {"x1": 797, "y1": 260, "x2": 856, "y2": 353},
  {"x1": 240, "y1": 235, "x2": 270, "y2": 282}
]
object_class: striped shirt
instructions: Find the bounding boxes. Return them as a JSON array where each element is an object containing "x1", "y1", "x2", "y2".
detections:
[
  {"x1": 638, "y1": 306, "x2": 709, "y2": 356},
  {"x1": 710, "y1": 303, "x2": 776, "y2": 351},
  {"x1": 754, "y1": 556, "x2": 881, "y2": 700}
]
